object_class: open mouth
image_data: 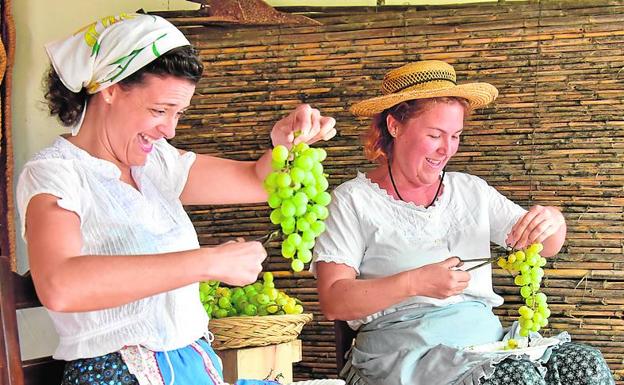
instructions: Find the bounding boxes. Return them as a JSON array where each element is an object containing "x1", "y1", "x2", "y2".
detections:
[
  {"x1": 426, "y1": 157, "x2": 444, "y2": 167},
  {"x1": 138, "y1": 133, "x2": 156, "y2": 153}
]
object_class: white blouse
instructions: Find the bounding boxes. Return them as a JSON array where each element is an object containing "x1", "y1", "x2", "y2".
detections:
[
  {"x1": 16, "y1": 137, "x2": 208, "y2": 360},
  {"x1": 311, "y1": 171, "x2": 526, "y2": 329}
]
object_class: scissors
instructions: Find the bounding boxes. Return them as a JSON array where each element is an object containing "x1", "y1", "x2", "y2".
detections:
[
  {"x1": 250, "y1": 229, "x2": 281, "y2": 246},
  {"x1": 460, "y1": 240, "x2": 519, "y2": 272},
  {"x1": 459, "y1": 256, "x2": 501, "y2": 272}
]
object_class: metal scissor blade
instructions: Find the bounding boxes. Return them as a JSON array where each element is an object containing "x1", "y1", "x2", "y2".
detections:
[
  {"x1": 464, "y1": 260, "x2": 493, "y2": 272},
  {"x1": 461, "y1": 256, "x2": 500, "y2": 272},
  {"x1": 252, "y1": 230, "x2": 281, "y2": 246},
  {"x1": 460, "y1": 257, "x2": 497, "y2": 263}
]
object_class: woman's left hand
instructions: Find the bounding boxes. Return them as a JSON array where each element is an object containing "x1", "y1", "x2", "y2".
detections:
[
  {"x1": 506, "y1": 205, "x2": 565, "y2": 250},
  {"x1": 270, "y1": 104, "x2": 336, "y2": 148}
]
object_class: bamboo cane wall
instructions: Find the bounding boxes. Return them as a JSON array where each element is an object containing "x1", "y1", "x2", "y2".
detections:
[{"x1": 156, "y1": 1, "x2": 623, "y2": 382}]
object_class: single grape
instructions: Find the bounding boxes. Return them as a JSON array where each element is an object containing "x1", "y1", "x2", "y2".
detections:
[
  {"x1": 314, "y1": 191, "x2": 332, "y2": 206},
  {"x1": 294, "y1": 142, "x2": 309, "y2": 153},
  {"x1": 520, "y1": 285, "x2": 532, "y2": 298},
  {"x1": 296, "y1": 218, "x2": 311, "y2": 232},
  {"x1": 281, "y1": 242, "x2": 296, "y2": 259},
  {"x1": 256, "y1": 294, "x2": 270, "y2": 305},
  {"x1": 287, "y1": 233, "x2": 302, "y2": 247},
  {"x1": 294, "y1": 155, "x2": 313, "y2": 170},
  {"x1": 303, "y1": 185, "x2": 318, "y2": 199},
  {"x1": 277, "y1": 187, "x2": 294, "y2": 199},
  {"x1": 272, "y1": 145, "x2": 289, "y2": 163},
  {"x1": 504, "y1": 338, "x2": 519, "y2": 350},
  {"x1": 276, "y1": 172, "x2": 291, "y2": 188},
  {"x1": 280, "y1": 200, "x2": 296, "y2": 217},
  {"x1": 267, "y1": 193, "x2": 282, "y2": 209},
  {"x1": 290, "y1": 167, "x2": 305, "y2": 183},
  {"x1": 311, "y1": 220, "x2": 326, "y2": 236},
  {"x1": 292, "y1": 192, "x2": 309, "y2": 207},
  {"x1": 243, "y1": 303, "x2": 258, "y2": 316},
  {"x1": 298, "y1": 249, "x2": 313, "y2": 263},
  {"x1": 281, "y1": 217, "x2": 296, "y2": 233},
  {"x1": 218, "y1": 297, "x2": 232, "y2": 309},
  {"x1": 291, "y1": 259, "x2": 305, "y2": 272}
]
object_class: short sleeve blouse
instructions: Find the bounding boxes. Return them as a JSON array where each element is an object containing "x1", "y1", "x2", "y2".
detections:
[{"x1": 16, "y1": 137, "x2": 207, "y2": 360}]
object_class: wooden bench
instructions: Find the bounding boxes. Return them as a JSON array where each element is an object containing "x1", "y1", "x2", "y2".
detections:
[{"x1": 0, "y1": 255, "x2": 65, "y2": 385}]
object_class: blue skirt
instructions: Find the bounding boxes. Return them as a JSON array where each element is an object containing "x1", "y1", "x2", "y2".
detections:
[{"x1": 60, "y1": 338, "x2": 280, "y2": 385}]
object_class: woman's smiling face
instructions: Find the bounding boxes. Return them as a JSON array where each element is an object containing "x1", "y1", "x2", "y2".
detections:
[
  {"x1": 391, "y1": 100, "x2": 465, "y2": 187},
  {"x1": 102, "y1": 74, "x2": 195, "y2": 167}
]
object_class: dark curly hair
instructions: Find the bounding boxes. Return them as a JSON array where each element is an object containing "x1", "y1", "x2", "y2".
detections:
[{"x1": 44, "y1": 45, "x2": 204, "y2": 127}]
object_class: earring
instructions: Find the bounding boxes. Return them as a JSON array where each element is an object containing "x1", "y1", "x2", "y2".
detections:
[
  {"x1": 389, "y1": 128, "x2": 397, "y2": 137},
  {"x1": 104, "y1": 97, "x2": 111, "y2": 103}
]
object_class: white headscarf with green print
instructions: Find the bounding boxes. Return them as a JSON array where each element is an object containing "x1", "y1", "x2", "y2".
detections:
[{"x1": 45, "y1": 13, "x2": 190, "y2": 135}]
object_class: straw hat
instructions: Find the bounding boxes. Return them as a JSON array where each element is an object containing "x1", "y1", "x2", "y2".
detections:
[{"x1": 350, "y1": 60, "x2": 498, "y2": 117}]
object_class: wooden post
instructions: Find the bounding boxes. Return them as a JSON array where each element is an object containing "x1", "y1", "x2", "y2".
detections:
[{"x1": 215, "y1": 340, "x2": 303, "y2": 383}]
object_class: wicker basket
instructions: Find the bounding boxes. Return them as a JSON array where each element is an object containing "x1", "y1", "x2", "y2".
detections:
[{"x1": 209, "y1": 313, "x2": 313, "y2": 350}]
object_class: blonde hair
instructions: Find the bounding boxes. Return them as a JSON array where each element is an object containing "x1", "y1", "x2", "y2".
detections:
[{"x1": 362, "y1": 97, "x2": 470, "y2": 164}]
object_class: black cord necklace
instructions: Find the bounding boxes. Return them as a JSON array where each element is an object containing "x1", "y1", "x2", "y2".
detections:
[{"x1": 387, "y1": 162, "x2": 445, "y2": 208}]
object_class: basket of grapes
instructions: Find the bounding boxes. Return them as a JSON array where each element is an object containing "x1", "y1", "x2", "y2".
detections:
[{"x1": 199, "y1": 272, "x2": 313, "y2": 350}]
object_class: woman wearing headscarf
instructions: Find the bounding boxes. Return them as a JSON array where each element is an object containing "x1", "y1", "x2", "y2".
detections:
[
  {"x1": 312, "y1": 60, "x2": 614, "y2": 385},
  {"x1": 16, "y1": 13, "x2": 336, "y2": 385}
]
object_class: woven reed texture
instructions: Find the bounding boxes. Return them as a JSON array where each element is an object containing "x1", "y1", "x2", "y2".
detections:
[
  {"x1": 154, "y1": 0, "x2": 623, "y2": 382},
  {"x1": 209, "y1": 313, "x2": 313, "y2": 350},
  {"x1": 0, "y1": 0, "x2": 16, "y2": 269}
]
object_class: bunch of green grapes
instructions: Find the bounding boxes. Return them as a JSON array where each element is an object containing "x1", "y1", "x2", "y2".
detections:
[
  {"x1": 199, "y1": 272, "x2": 304, "y2": 319},
  {"x1": 199, "y1": 280, "x2": 220, "y2": 318},
  {"x1": 264, "y1": 143, "x2": 330, "y2": 272},
  {"x1": 497, "y1": 243, "x2": 551, "y2": 337}
]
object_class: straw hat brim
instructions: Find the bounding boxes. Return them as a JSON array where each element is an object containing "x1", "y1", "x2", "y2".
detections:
[{"x1": 350, "y1": 82, "x2": 498, "y2": 117}]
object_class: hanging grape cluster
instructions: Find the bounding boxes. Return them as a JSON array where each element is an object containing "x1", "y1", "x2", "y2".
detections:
[
  {"x1": 264, "y1": 143, "x2": 330, "y2": 272},
  {"x1": 199, "y1": 272, "x2": 304, "y2": 319},
  {"x1": 497, "y1": 243, "x2": 551, "y2": 337}
]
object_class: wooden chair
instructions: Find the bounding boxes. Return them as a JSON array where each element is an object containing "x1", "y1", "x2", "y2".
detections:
[
  {"x1": 334, "y1": 320, "x2": 357, "y2": 373},
  {"x1": 0, "y1": 255, "x2": 65, "y2": 385}
]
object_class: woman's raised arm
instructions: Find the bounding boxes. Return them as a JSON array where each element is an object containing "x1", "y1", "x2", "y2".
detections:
[{"x1": 180, "y1": 104, "x2": 335, "y2": 206}]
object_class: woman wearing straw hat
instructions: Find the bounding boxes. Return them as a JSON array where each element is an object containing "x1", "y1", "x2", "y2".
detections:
[
  {"x1": 16, "y1": 13, "x2": 337, "y2": 385},
  {"x1": 312, "y1": 61, "x2": 614, "y2": 385}
]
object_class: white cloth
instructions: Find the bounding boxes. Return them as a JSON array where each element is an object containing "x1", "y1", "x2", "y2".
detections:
[
  {"x1": 44, "y1": 13, "x2": 190, "y2": 135},
  {"x1": 16, "y1": 137, "x2": 208, "y2": 360},
  {"x1": 311, "y1": 171, "x2": 526, "y2": 330}
]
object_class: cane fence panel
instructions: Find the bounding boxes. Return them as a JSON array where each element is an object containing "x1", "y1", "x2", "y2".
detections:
[{"x1": 154, "y1": 1, "x2": 623, "y2": 381}]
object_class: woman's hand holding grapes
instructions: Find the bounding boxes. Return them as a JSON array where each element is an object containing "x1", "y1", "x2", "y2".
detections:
[
  {"x1": 270, "y1": 104, "x2": 336, "y2": 148},
  {"x1": 204, "y1": 241, "x2": 267, "y2": 287},
  {"x1": 506, "y1": 205, "x2": 566, "y2": 254}
]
